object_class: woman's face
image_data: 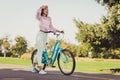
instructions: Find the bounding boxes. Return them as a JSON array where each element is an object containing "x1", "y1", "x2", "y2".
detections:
[{"x1": 43, "y1": 7, "x2": 48, "y2": 16}]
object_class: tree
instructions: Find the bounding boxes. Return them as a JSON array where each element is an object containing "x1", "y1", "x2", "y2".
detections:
[
  {"x1": 0, "y1": 39, "x2": 3, "y2": 55},
  {"x1": 96, "y1": 0, "x2": 120, "y2": 48},
  {"x1": 74, "y1": 0, "x2": 120, "y2": 58},
  {"x1": 0, "y1": 39, "x2": 3, "y2": 46},
  {"x1": 11, "y1": 36, "x2": 27, "y2": 58},
  {"x1": 2, "y1": 37, "x2": 10, "y2": 58},
  {"x1": 96, "y1": 0, "x2": 120, "y2": 8},
  {"x1": 96, "y1": 0, "x2": 120, "y2": 58},
  {"x1": 66, "y1": 43, "x2": 77, "y2": 56},
  {"x1": 74, "y1": 20, "x2": 105, "y2": 57}
]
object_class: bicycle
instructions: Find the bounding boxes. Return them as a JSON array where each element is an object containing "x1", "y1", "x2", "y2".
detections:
[{"x1": 31, "y1": 31, "x2": 76, "y2": 75}]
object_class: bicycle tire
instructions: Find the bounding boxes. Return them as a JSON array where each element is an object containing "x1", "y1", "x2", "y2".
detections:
[
  {"x1": 57, "y1": 49, "x2": 76, "y2": 75},
  {"x1": 31, "y1": 49, "x2": 46, "y2": 70}
]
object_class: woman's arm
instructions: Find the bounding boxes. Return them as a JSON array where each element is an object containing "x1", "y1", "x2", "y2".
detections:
[
  {"x1": 49, "y1": 17, "x2": 61, "y2": 33},
  {"x1": 36, "y1": 8, "x2": 42, "y2": 20}
]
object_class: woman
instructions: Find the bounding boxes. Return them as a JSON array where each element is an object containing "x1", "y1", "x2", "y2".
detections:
[{"x1": 31, "y1": 5, "x2": 63, "y2": 74}]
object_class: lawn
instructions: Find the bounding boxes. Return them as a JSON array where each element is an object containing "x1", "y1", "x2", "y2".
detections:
[
  {"x1": 76, "y1": 60, "x2": 120, "y2": 73},
  {"x1": 0, "y1": 57, "x2": 120, "y2": 74},
  {"x1": 0, "y1": 57, "x2": 31, "y2": 66}
]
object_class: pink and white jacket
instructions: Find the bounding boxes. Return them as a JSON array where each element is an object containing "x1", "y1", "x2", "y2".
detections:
[{"x1": 36, "y1": 8, "x2": 57, "y2": 32}]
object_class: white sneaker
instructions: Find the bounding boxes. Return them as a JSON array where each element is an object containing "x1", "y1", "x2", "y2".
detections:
[
  {"x1": 31, "y1": 66, "x2": 37, "y2": 73},
  {"x1": 39, "y1": 70, "x2": 47, "y2": 74}
]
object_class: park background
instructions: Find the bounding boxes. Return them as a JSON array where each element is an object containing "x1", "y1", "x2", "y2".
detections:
[{"x1": 0, "y1": 0, "x2": 120, "y2": 74}]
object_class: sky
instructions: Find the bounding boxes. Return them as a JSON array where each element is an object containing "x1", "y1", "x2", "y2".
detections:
[{"x1": 0, "y1": 0, "x2": 106, "y2": 46}]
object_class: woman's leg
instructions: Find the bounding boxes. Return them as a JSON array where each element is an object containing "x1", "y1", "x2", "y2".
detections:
[
  {"x1": 32, "y1": 55, "x2": 37, "y2": 66},
  {"x1": 35, "y1": 31, "x2": 47, "y2": 72}
]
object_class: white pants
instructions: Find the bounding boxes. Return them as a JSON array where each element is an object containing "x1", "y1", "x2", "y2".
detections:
[{"x1": 34, "y1": 31, "x2": 48, "y2": 66}]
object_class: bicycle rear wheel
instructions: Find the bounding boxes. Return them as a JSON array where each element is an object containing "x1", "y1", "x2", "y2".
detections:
[
  {"x1": 31, "y1": 49, "x2": 46, "y2": 70},
  {"x1": 58, "y1": 49, "x2": 76, "y2": 75}
]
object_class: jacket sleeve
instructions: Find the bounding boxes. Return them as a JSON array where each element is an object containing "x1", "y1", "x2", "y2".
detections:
[
  {"x1": 36, "y1": 8, "x2": 42, "y2": 20},
  {"x1": 49, "y1": 17, "x2": 57, "y2": 32}
]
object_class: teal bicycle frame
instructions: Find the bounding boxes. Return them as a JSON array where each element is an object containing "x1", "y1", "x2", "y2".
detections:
[
  {"x1": 42, "y1": 39, "x2": 67, "y2": 66},
  {"x1": 31, "y1": 32, "x2": 75, "y2": 75}
]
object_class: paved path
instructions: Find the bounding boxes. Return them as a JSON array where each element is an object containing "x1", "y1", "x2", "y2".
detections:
[{"x1": 0, "y1": 64, "x2": 119, "y2": 80}]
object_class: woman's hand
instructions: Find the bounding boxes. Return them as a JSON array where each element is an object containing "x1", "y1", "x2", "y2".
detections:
[
  {"x1": 60, "y1": 30, "x2": 64, "y2": 33},
  {"x1": 40, "y1": 5, "x2": 48, "y2": 9},
  {"x1": 57, "y1": 30, "x2": 64, "y2": 33}
]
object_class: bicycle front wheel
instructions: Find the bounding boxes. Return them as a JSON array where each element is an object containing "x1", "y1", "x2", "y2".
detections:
[{"x1": 58, "y1": 49, "x2": 76, "y2": 75}]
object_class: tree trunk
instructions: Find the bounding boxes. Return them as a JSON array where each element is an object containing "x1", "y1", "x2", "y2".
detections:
[
  {"x1": 4, "y1": 52, "x2": 6, "y2": 58},
  {"x1": 17, "y1": 53, "x2": 21, "y2": 58}
]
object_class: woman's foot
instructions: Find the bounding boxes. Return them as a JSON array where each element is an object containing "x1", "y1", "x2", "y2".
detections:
[
  {"x1": 39, "y1": 70, "x2": 47, "y2": 74},
  {"x1": 31, "y1": 66, "x2": 37, "y2": 73}
]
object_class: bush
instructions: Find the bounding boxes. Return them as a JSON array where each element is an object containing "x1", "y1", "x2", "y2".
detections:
[
  {"x1": 77, "y1": 43, "x2": 91, "y2": 57},
  {"x1": 20, "y1": 53, "x2": 31, "y2": 59},
  {"x1": 0, "y1": 52, "x2": 12, "y2": 57},
  {"x1": 0, "y1": 52, "x2": 3, "y2": 56},
  {"x1": 103, "y1": 49, "x2": 120, "y2": 59}
]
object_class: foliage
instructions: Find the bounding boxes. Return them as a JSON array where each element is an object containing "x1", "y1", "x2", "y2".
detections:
[
  {"x1": 0, "y1": 39, "x2": 3, "y2": 46},
  {"x1": 96, "y1": 0, "x2": 120, "y2": 8},
  {"x1": 95, "y1": 0, "x2": 120, "y2": 58},
  {"x1": 2, "y1": 37, "x2": 11, "y2": 57},
  {"x1": 74, "y1": 0, "x2": 120, "y2": 58},
  {"x1": 11, "y1": 36, "x2": 27, "y2": 58},
  {"x1": 66, "y1": 43, "x2": 77, "y2": 56},
  {"x1": 0, "y1": 38, "x2": 3, "y2": 54},
  {"x1": 74, "y1": 19, "x2": 107, "y2": 58},
  {"x1": 20, "y1": 53, "x2": 31, "y2": 59},
  {"x1": 2, "y1": 39, "x2": 10, "y2": 50},
  {"x1": 77, "y1": 43, "x2": 92, "y2": 57},
  {"x1": 26, "y1": 47, "x2": 34, "y2": 54}
]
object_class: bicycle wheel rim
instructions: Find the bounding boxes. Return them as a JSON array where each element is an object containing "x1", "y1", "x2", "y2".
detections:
[{"x1": 58, "y1": 49, "x2": 75, "y2": 75}]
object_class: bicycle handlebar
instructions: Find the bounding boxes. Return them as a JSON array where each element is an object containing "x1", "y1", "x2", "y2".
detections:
[
  {"x1": 43, "y1": 31, "x2": 64, "y2": 40},
  {"x1": 43, "y1": 31, "x2": 64, "y2": 35}
]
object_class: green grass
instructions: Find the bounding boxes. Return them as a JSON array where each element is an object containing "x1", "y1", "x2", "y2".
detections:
[
  {"x1": 54, "y1": 60, "x2": 120, "y2": 74},
  {"x1": 0, "y1": 57, "x2": 120, "y2": 74},
  {"x1": 75, "y1": 61, "x2": 120, "y2": 73},
  {"x1": 0, "y1": 57, "x2": 31, "y2": 66}
]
